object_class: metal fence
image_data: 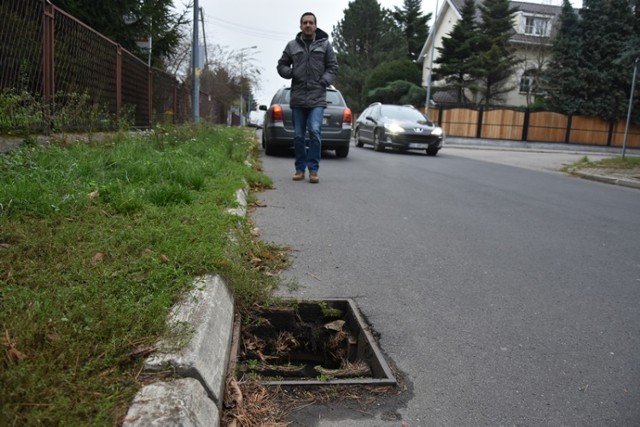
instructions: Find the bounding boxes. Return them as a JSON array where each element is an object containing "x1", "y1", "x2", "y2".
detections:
[{"x1": 0, "y1": 0, "x2": 214, "y2": 133}]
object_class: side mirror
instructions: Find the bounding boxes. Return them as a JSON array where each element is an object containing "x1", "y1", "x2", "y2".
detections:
[{"x1": 258, "y1": 105, "x2": 267, "y2": 111}]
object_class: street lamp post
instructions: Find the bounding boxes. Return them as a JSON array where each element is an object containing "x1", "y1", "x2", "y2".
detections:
[
  {"x1": 239, "y1": 45, "x2": 257, "y2": 126},
  {"x1": 191, "y1": 0, "x2": 200, "y2": 122},
  {"x1": 622, "y1": 57, "x2": 639, "y2": 159},
  {"x1": 425, "y1": 0, "x2": 439, "y2": 114}
]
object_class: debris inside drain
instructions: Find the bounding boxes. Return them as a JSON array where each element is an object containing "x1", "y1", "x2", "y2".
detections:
[{"x1": 234, "y1": 299, "x2": 396, "y2": 386}]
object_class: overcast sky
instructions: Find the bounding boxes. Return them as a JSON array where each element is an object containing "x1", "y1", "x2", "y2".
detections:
[{"x1": 193, "y1": 0, "x2": 575, "y2": 106}]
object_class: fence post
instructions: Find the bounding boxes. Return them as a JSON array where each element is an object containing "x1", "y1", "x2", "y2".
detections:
[
  {"x1": 148, "y1": 68, "x2": 153, "y2": 128},
  {"x1": 476, "y1": 106, "x2": 484, "y2": 139},
  {"x1": 606, "y1": 121, "x2": 614, "y2": 146},
  {"x1": 115, "y1": 45, "x2": 122, "y2": 121},
  {"x1": 438, "y1": 105, "x2": 444, "y2": 127},
  {"x1": 521, "y1": 108, "x2": 530, "y2": 141},
  {"x1": 564, "y1": 114, "x2": 572, "y2": 144},
  {"x1": 42, "y1": 0, "x2": 55, "y2": 134},
  {"x1": 173, "y1": 79, "x2": 177, "y2": 124}
]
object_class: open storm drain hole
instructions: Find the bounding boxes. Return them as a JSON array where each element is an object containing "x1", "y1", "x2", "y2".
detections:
[{"x1": 233, "y1": 298, "x2": 396, "y2": 386}]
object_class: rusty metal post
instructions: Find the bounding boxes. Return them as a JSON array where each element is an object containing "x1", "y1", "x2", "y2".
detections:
[
  {"x1": 148, "y1": 68, "x2": 153, "y2": 128},
  {"x1": 42, "y1": 0, "x2": 55, "y2": 133},
  {"x1": 115, "y1": 45, "x2": 122, "y2": 122},
  {"x1": 173, "y1": 79, "x2": 178, "y2": 124}
]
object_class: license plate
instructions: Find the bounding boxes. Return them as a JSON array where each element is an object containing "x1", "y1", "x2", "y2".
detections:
[{"x1": 409, "y1": 143, "x2": 426, "y2": 149}]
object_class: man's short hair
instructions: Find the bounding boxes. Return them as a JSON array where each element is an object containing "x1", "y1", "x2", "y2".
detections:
[{"x1": 300, "y1": 12, "x2": 317, "y2": 25}]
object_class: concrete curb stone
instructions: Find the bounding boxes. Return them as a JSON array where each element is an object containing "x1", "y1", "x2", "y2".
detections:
[
  {"x1": 123, "y1": 183, "x2": 248, "y2": 426},
  {"x1": 122, "y1": 378, "x2": 220, "y2": 426},
  {"x1": 123, "y1": 274, "x2": 234, "y2": 426},
  {"x1": 143, "y1": 275, "x2": 234, "y2": 406}
]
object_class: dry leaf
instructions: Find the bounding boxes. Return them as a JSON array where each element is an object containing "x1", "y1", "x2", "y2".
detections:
[
  {"x1": 46, "y1": 320, "x2": 60, "y2": 342},
  {"x1": 324, "y1": 320, "x2": 345, "y2": 331},
  {"x1": 5, "y1": 330, "x2": 26, "y2": 363},
  {"x1": 88, "y1": 191, "x2": 100, "y2": 200},
  {"x1": 8, "y1": 344, "x2": 26, "y2": 362},
  {"x1": 91, "y1": 252, "x2": 105, "y2": 265},
  {"x1": 159, "y1": 254, "x2": 170, "y2": 263}
]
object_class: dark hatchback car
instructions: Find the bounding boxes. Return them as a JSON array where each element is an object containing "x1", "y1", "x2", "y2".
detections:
[
  {"x1": 261, "y1": 86, "x2": 353, "y2": 158},
  {"x1": 354, "y1": 103, "x2": 444, "y2": 156}
]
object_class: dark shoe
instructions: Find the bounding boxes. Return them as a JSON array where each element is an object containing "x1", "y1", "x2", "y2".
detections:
[
  {"x1": 309, "y1": 172, "x2": 319, "y2": 183},
  {"x1": 292, "y1": 171, "x2": 305, "y2": 181}
]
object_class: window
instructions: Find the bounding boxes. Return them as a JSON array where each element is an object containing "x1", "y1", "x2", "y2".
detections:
[
  {"x1": 519, "y1": 69, "x2": 537, "y2": 94},
  {"x1": 524, "y1": 16, "x2": 549, "y2": 36}
]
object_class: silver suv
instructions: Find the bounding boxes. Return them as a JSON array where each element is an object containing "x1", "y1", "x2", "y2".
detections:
[{"x1": 261, "y1": 86, "x2": 353, "y2": 158}]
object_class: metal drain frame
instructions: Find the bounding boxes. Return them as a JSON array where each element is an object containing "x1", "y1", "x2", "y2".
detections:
[{"x1": 232, "y1": 298, "x2": 397, "y2": 386}]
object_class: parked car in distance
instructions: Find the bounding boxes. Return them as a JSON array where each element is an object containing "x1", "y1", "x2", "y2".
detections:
[
  {"x1": 354, "y1": 103, "x2": 444, "y2": 156},
  {"x1": 262, "y1": 86, "x2": 353, "y2": 158},
  {"x1": 248, "y1": 109, "x2": 265, "y2": 128}
]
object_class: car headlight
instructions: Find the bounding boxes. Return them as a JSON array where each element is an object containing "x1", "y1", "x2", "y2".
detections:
[
  {"x1": 431, "y1": 127, "x2": 443, "y2": 137},
  {"x1": 384, "y1": 123, "x2": 404, "y2": 134}
]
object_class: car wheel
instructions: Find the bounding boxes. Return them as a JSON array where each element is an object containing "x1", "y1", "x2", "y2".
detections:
[
  {"x1": 264, "y1": 139, "x2": 275, "y2": 156},
  {"x1": 426, "y1": 147, "x2": 439, "y2": 156},
  {"x1": 355, "y1": 129, "x2": 364, "y2": 147},
  {"x1": 335, "y1": 146, "x2": 349, "y2": 158},
  {"x1": 373, "y1": 130, "x2": 385, "y2": 152}
]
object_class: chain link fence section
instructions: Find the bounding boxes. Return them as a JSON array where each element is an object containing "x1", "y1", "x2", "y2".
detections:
[{"x1": 0, "y1": 0, "x2": 213, "y2": 134}]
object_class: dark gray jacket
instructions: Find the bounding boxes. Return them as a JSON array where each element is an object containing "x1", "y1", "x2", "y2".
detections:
[{"x1": 276, "y1": 28, "x2": 338, "y2": 108}]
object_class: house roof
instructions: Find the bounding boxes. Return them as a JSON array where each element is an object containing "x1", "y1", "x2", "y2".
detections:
[
  {"x1": 449, "y1": 0, "x2": 563, "y2": 17},
  {"x1": 443, "y1": 0, "x2": 565, "y2": 47}
]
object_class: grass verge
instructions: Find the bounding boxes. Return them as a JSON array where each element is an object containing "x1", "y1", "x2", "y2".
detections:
[
  {"x1": 563, "y1": 154, "x2": 640, "y2": 172},
  {"x1": 0, "y1": 124, "x2": 287, "y2": 425}
]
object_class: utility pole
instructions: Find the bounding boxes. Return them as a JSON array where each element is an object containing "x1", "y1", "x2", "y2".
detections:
[
  {"x1": 425, "y1": 0, "x2": 439, "y2": 115},
  {"x1": 238, "y1": 46, "x2": 257, "y2": 126},
  {"x1": 622, "y1": 57, "x2": 639, "y2": 159},
  {"x1": 191, "y1": 0, "x2": 200, "y2": 122}
]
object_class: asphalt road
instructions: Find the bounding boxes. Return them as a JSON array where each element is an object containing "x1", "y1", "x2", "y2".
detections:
[{"x1": 251, "y1": 137, "x2": 640, "y2": 426}]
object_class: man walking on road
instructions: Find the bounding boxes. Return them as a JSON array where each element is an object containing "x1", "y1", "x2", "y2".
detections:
[{"x1": 277, "y1": 12, "x2": 338, "y2": 184}]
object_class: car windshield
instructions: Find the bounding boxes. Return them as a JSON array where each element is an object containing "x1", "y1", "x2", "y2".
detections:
[{"x1": 381, "y1": 105, "x2": 427, "y2": 122}]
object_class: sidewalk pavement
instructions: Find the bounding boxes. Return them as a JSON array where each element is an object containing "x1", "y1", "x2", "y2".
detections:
[{"x1": 445, "y1": 136, "x2": 640, "y2": 190}]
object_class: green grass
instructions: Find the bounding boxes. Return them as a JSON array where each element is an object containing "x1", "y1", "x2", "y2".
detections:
[
  {"x1": 565, "y1": 154, "x2": 640, "y2": 171},
  {"x1": 0, "y1": 124, "x2": 287, "y2": 425}
]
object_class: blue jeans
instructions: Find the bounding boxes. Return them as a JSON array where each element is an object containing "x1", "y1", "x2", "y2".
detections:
[{"x1": 292, "y1": 106, "x2": 324, "y2": 173}]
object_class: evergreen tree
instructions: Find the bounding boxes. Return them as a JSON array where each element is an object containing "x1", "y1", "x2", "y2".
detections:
[
  {"x1": 578, "y1": 0, "x2": 634, "y2": 120},
  {"x1": 366, "y1": 80, "x2": 426, "y2": 105},
  {"x1": 543, "y1": 0, "x2": 583, "y2": 114},
  {"x1": 391, "y1": 0, "x2": 432, "y2": 61},
  {"x1": 332, "y1": 0, "x2": 407, "y2": 112},
  {"x1": 473, "y1": 0, "x2": 520, "y2": 105},
  {"x1": 432, "y1": 0, "x2": 478, "y2": 104},
  {"x1": 51, "y1": 0, "x2": 188, "y2": 67},
  {"x1": 362, "y1": 59, "x2": 422, "y2": 104}
]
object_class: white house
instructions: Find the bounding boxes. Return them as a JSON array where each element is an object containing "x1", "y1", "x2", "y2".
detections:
[{"x1": 418, "y1": 0, "x2": 564, "y2": 107}]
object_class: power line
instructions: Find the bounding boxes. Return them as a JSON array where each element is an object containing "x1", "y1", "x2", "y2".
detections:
[{"x1": 206, "y1": 16, "x2": 291, "y2": 42}]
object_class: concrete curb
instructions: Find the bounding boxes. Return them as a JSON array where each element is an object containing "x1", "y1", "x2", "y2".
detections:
[
  {"x1": 123, "y1": 189, "x2": 249, "y2": 426},
  {"x1": 122, "y1": 378, "x2": 220, "y2": 426},
  {"x1": 123, "y1": 275, "x2": 234, "y2": 425},
  {"x1": 574, "y1": 170, "x2": 640, "y2": 190}
]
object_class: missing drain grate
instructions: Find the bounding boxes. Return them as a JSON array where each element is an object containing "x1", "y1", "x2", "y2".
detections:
[{"x1": 231, "y1": 298, "x2": 396, "y2": 386}]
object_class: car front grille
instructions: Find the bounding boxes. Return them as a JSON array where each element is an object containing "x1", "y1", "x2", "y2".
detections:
[{"x1": 392, "y1": 134, "x2": 440, "y2": 145}]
